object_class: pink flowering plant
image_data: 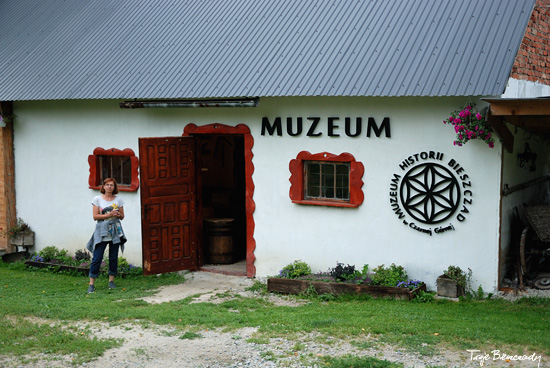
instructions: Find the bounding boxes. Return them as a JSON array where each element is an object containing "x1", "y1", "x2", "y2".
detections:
[{"x1": 443, "y1": 103, "x2": 495, "y2": 148}]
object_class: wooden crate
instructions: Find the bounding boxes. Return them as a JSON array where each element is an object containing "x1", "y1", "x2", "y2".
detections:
[{"x1": 436, "y1": 276, "x2": 465, "y2": 298}]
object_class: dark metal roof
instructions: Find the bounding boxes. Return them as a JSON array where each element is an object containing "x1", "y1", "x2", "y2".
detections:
[{"x1": 0, "y1": 0, "x2": 535, "y2": 101}]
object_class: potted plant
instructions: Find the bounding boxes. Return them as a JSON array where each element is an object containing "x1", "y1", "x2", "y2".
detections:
[
  {"x1": 3, "y1": 217, "x2": 34, "y2": 248},
  {"x1": 436, "y1": 265, "x2": 470, "y2": 298}
]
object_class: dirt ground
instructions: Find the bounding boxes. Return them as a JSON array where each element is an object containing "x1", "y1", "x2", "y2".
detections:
[{"x1": 3, "y1": 272, "x2": 548, "y2": 368}]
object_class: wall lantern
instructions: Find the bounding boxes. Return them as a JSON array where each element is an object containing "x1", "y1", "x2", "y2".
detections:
[
  {"x1": 517, "y1": 143, "x2": 537, "y2": 172},
  {"x1": 119, "y1": 98, "x2": 259, "y2": 109}
]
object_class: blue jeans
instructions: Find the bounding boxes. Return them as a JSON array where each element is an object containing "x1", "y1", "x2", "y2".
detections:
[{"x1": 89, "y1": 241, "x2": 120, "y2": 278}]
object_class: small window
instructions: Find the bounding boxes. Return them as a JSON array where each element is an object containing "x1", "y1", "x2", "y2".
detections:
[
  {"x1": 99, "y1": 155, "x2": 132, "y2": 186},
  {"x1": 88, "y1": 147, "x2": 139, "y2": 192},
  {"x1": 289, "y1": 151, "x2": 364, "y2": 207},
  {"x1": 304, "y1": 161, "x2": 350, "y2": 201}
]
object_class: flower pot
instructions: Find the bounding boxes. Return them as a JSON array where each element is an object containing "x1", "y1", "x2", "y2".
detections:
[
  {"x1": 267, "y1": 278, "x2": 426, "y2": 300},
  {"x1": 436, "y1": 275, "x2": 465, "y2": 298},
  {"x1": 10, "y1": 230, "x2": 34, "y2": 247}
]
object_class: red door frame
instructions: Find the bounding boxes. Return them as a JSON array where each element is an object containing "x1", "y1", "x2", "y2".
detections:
[{"x1": 183, "y1": 123, "x2": 256, "y2": 277}]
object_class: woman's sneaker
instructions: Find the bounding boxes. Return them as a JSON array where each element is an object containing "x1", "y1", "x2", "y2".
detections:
[
  {"x1": 87, "y1": 285, "x2": 95, "y2": 293},
  {"x1": 108, "y1": 281, "x2": 117, "y2": 289}
]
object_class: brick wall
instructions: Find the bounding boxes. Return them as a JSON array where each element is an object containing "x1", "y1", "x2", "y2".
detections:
[{"x1": 510, "y1": 0, "x2": 550, "y2": 86}]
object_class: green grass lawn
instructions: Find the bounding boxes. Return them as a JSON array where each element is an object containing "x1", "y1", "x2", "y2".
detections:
[{"x1": 1, "y1": 261, "x2": 549, "y2": 367}]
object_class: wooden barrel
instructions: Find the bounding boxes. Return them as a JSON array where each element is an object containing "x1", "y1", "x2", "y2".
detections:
[{"x1": 204, "y1": 218, "x2": 235, "y2": 264}]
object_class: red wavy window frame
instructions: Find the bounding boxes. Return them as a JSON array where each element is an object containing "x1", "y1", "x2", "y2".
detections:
[
  {"x1": 289, "y1": 151, "x2": 364, "y2": 207},
  {"x1": 88, "y1": 147, "x2": 140, "y2": 192}
]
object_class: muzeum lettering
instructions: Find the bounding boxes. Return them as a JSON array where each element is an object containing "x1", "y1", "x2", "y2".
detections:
[
  {"x1": 389, "y1": 151, "x2": 473, "y2": 236},
  {"x1": 261, "y1": 116, "x2": 391, "y2": 137}
]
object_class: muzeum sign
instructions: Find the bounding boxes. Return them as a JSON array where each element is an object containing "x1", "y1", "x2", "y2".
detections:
[
  {"x1": 261, "y1": 116, "x2": 472, "y2": 236},
  {"x1": 389, "y1": 152, "x2": 473, "y2": 236}
]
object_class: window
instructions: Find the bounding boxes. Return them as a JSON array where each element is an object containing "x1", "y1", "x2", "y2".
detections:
[
  {"x1": 289, "y1": 151, "x2": 364, "y2": 207},
  {"x1": 88, "y1": 147, "x2": 139, "y2": 192},
  {"x1": 304, "y1": 161, "x2": 350, "y2": 201},
  {"x1": 99, "y1": 155, "x2": 132, "y2": 185}
]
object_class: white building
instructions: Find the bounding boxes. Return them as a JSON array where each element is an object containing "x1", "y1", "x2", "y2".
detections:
[{"x1": 1, "y1": 0, "x2": 549, "y2": 292}]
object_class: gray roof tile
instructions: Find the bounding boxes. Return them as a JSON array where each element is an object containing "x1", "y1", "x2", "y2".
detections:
[{"x1": 0, "y1": 0, "x2": 536, "y2": 100}]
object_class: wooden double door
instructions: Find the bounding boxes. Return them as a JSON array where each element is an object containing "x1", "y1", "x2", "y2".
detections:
[{"x1": 138, "y1": 135, "x2": 247, "y2": 275}]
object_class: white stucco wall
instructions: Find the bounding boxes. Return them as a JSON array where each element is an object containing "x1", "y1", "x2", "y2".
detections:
[
  {"x1": 13, "y1": 96, "x2": 502, "y2": 291},
  {"x1": 502, "y1": 78, "x2": 550, "y2": 98}
]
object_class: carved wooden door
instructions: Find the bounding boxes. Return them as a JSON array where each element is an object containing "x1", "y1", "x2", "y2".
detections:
[{"x1": 139, "y1": 137, "x2": 197, "y2": 275}]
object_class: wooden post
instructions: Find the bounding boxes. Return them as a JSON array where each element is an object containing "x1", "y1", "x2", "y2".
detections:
[{"x1": 0, "y1": 101, "x2": 16, "y2": 253}]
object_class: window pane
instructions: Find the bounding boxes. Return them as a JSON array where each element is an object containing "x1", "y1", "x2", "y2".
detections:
[
  {"x1": 322, "y1": 164, "x2": 335, "y2": 198},
  {"x1": 304, "y1": 161, "x2": 350, "y2": 201},
  {"x1": 99, "y1": 156, "x2": 110, "y2": 183},
  {"x1": 121, "y1": 156, "x2": 132, "y2": 185},
  {"x1": 335, "y1": 164, "x2": 350, "y2": 199},
  {"x1": 306, "y1": 163, "x2": 320, "y2": 198},
  {"x1": 111, "y1": 156, "x2": 122, "y2": 182},
  {"x1": 98, "y1": 155, "x2": 132, "y2": 185}
]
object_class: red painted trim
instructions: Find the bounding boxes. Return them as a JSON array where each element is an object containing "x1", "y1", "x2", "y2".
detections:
[
  {"x1": 289, "y1": 151, "x2": 364, "y2": 207},
  {"x1": 183, "y1": 123, "x2": 251, "y2": 135},
  {"x1": 183, "y1": 123, "x2": 256, "y2": 278},
  {"x1": 88, "y1": 147, "x2": 140, "y2": 192}
]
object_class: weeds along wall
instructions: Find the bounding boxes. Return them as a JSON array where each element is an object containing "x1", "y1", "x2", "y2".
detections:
[{"x1": 13, "y1": 96, "x2": 502, "y2": 291}]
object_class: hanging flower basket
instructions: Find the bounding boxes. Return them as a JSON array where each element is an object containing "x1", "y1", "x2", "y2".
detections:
[{"x1": 443, "y1": 103, "x2": 495, "y2": 148}]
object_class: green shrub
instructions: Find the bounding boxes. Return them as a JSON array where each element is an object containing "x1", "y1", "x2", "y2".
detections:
[
  {"x1": 74, "y1": 249, "x2": 91, "y2": 262},
  {"x1": 330, "y1": 263, "x2": 356, "y2": 282},
  {"x1": 371, "y1": 263, "x2": 408, "y2": 287},
  {"x1": 278, "y1": 260, "x2": 311, "y2": 279},
  {"x1": 116, "y1": 257, "x2": 142, "y2": 276},
  {"x1": 39, "y1": 246, "x2": 68, "y2": 262},
  {"x1": 413, "y1": 290, "x2": 435, "y2": 303},
  {"x1": 442, "y1": 265, "x2": 472, "y2": 291},
  {"x1": 329, "y1": 263, "x2": 370, "y2": 283}
]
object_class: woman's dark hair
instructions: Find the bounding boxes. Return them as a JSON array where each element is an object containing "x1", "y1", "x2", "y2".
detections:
[{"x1": 100, "y1": 178, "x2": 119, "y2": 194}]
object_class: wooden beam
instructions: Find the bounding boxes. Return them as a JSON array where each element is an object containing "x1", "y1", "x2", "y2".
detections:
[
  {"x1": 487, "y1": 112, "x2": 514, "y2": 153},
  {"x1": 0, "y1": 101, "x2": 16, "y2": 252},
  {"x1": 484, "y1": 99, "x2": 550, "y2": 116},
  {"x1": 0, "y1": 101, "x2": 13, "y2": 117},
  {"x1": 498, "y1": 115, "x2": 550, "y2": 136},
  {"x1": 513, "y1": 116, "x2": 550, "y2": 131}
]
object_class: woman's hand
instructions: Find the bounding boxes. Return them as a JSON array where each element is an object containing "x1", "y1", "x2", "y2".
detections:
[
  {"x1": 114, "y1": 207, "x2": 124, "y2": 220},
  {"x1": 93, "y1": 205, "x2": 124, "y2": 221}
]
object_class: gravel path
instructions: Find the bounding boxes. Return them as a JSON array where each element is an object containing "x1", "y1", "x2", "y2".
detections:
[{"x1": 6, "y1": 320, "x2": 544, "y2": 368}]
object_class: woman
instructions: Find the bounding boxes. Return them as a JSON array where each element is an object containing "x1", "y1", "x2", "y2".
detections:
[{"x1": 86, "y1": 178, "x2": 127, "y2": 293}]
